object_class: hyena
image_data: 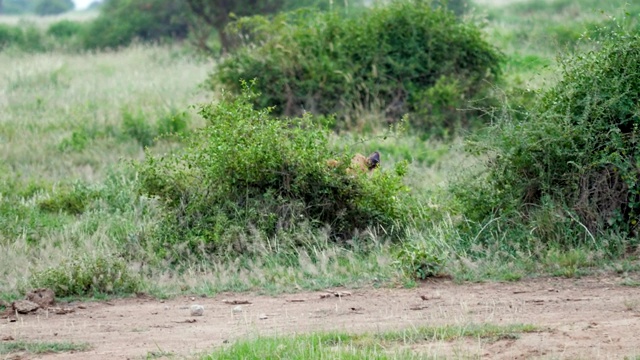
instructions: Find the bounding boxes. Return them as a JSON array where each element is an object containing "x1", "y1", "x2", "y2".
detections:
[{"x1": 327, "y1": 151, "x2": 381, "y2": 175}]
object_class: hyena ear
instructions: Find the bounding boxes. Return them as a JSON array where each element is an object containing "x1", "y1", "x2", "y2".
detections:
[{"x1": 367, "y1": 151, "x2": 381, "y2": 170}]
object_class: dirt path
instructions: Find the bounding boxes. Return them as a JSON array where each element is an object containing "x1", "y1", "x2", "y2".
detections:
[{"x1": 2, "y1": 275, "x2": 640, "y2": 359}]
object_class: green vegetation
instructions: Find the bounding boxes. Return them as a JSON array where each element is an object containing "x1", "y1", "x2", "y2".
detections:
[
  {"x1": 203, "y1": 323, "x2": 538, "y2": 359},
  {"x1": 47, "y1": 19, "x2": 84, "y2": 38},
  {"x1": 0, "y1": 0, "x2": 363, "y2": 52},
  {"x1": 137, "y1": 82, "x2": 410, "y2": 261},
  {"x1": 452, "y1": 25, "x2": 640, "y2": 263},
  {"x1": 26, "y1": 255, "x2": 141, "y2": 297},
  {"x1": 0, "y1": 341, "x2": 90, "y2": 355},
  {"x1": 0, "y1": 22, "x2": 47, "y2": 51},
  {"x1": 185, "y1": 0, "x2": 363, "y2": 54},
  {"x1": 214, "y1": 0, "x2": 502, "y2": 132},
  {"x1": 0, "y1": 0, "x2": 639, "y2": 302},
  {"x1": 82, "y1": 0, "x2": 190, "y2": 50}
]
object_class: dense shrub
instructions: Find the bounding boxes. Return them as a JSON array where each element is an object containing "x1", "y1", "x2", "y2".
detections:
[
  {"x1": 137, "y1": 83, "x2": 411, "y2": 260},
  {"x1": 0, "y1": 175, "x2": 69, "y2": 245},
  {"x1": 0, "y1": 21, "x2": 84, "y2": 51},
  {"x1": 38, "y1": 183, "x2": 97, "y2": 215},
  {"x1": 82, "y1": 0, "x2": 190, "y2": 49},
  {"x1": 212, "y1": 0, "x2": 502, "y2": 132},
  {"x1": 156, "y1": 109, "x2": 190, "y2": 138},
  {"x1": 27, "y1": 256, "x2": 141, "y2": 297},
  {"x1": 47, "y1": 20, "x2": 84, "y2": 39},
  {"x1": 0, "y1": 24, "x2": 23, "y2": 49},
  {"x1": 394, "y1": 237, "x2": 448, "y2": 279},
  {"x1": 454, "y1": 27, "x2": 640, "y2": 251},
  {"x1": 121, "y1": 108, "x2": 155, "y2": 148}
]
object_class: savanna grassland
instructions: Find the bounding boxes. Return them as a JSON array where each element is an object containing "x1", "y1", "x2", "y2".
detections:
[{"x1": 1, "y1": 0, "x2": 640, "y2": 358}]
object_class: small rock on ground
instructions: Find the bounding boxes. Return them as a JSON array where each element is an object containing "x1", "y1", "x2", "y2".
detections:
[
  {"x1": 25, "y1": 288, "x2": 55, "y2": 309},
  {"x1": 190, "y1": 305, "x2": 204, "y2": 316},
  {"x1": 12, "y1": 300, "x2": 40, "y2": 314}
]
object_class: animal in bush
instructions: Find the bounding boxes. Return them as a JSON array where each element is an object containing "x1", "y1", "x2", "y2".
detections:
[
  {"x1": 327, "y1": 151, "x2": 381, "y2": 175},
  {"x1": 137, "y1": 84, "x2": 411, "y2": 259}
]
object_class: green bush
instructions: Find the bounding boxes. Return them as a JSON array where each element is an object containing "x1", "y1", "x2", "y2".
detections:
[
  {"x1": 394, "y1": 239, "x2": 448, "y2": 280},
  {"x1": 137, "y1": 83, "x2": 411, "y2": 260},
  {"x1": 0, "y1": 175, "x2": 72, "y2": 245},
  {"x1": 121, "y1": 108, "x2": 155, "y2": 148},
  {"x1": 455, "y1": 27, "x2": 640, "y2": 252},
  {"x1": 59, "y1": 129, "x2": 91, "y2": 152},
  {"x1": 212, "y1": 1, "x2": 502, "y2": 132},
  {"x1": 27, "y1": 256, "x2": 141, "y2": 297},
  {"x1": 38, "y1": 182, "x2": 97, "y2": 215},
  {"x1": 156, "y1": 109, "x2": 190, "y2": 138},
  {"x1": 0, "y1": 21, "x2": 86, "y2": 52},
  {"x1": 0, "y1": 24, "x2": 23, "y2": 49},
  {"x1": 0, "y1": 23, "x2": 47, "y2": 52},
  {"x1": 47, "y1": 20, "x2": 84, "y2": 39},
  {"x1": 21, "y1": 24, "x2": 46, "y2": 51},
  {"x1": 82, "y1": 0, "x2": 190, "y2": 49}
]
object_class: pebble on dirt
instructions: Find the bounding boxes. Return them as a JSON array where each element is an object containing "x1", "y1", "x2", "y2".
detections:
[{"x1": 190, "y1": 305, "x2": 204, "y2": 316}]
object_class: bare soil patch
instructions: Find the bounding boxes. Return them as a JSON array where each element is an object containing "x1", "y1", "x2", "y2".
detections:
[{"x1": 2, "y1": 275, "x2": 640, "y2": 359}]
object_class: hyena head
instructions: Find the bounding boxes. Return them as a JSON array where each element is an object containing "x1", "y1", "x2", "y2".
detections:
[
  {"x1": 348, "y1": 151, "x2": 381, "y2": 174},
  {"x1": 366, "y1": 151, "x2": 381, "y2": 171}
]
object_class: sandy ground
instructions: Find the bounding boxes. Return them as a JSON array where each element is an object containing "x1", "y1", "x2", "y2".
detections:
[{"x1": 2, "y1": 275, "x2": 640, "y2": 359}]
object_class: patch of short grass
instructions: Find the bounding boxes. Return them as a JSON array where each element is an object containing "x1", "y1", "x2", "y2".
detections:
[
  {"x1": 620, "y1": 278, "x2": 640, "y2": 287},
  {"x1": 203, "y1": 323, "x2": 539, "y2": 359},
  {"x1": 447, "y1": 245, "x2": 620, "y2": 283},
  {"x1": 375, "y1": 323, "x2": 539, "y2": 343},
  {"x1": 144, "y1": 349, "x2": 175, "y2": 359},
  {"x1": 0, "y1": 341, "x2": 91, "y2": 355}
]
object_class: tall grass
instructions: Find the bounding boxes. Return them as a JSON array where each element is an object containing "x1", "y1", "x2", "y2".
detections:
[
  {"x1": 477, "y1": 0, "x2": 639, "y2": 88},
  {"x1": 0, "y1": 44, "x2": 211, "y2": 296},
  {"x1": 0, "y1": 44, "x2": 209, "y2": 182}
]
